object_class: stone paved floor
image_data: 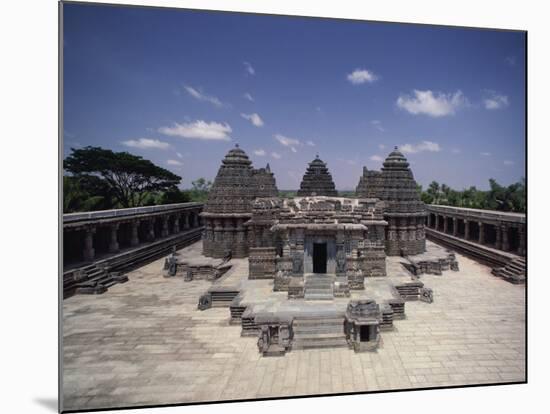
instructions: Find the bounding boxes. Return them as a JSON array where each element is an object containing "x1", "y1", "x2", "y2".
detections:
[{"x1": 62, "y1": 241, "x2": 525, "y2": 411}]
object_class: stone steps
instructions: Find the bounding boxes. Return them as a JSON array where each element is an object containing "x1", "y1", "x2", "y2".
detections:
[
  {"x1": 292, "y1": 317, "x2": 347, "y2": 350},
  {"x1": 304, "y1": 274, "x2": 334, "y2": 300},
  {"x1": 492, "y1": 258, "x2": 526, "y2": 284}
]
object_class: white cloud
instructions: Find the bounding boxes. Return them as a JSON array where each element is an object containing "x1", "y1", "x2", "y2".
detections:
[
  {"x1": 504, "y1": 160, "x2": 515, "y2": 165},
  {"x1": 121, "y1": 138, "x2": 170, "y2": 150},
  {"x1": 378, "y1": 144, "x2": 386, "y2": 150},
  {"x1": 254, "y1": 149, "x2": 266, "y2": 156},
  {"x1": 271, "y1": 152, "x2": 282, "y2": 159},
  {"x1": 451, "y1": 148, "x2": 461, "y2": 154},
  {"x1": 306, "y1": 140, "x2": 315, "y2": 147},
  {"x1": 241, "y1": 113, "x2": 264, "y2": 127},
  {"x1": 371, "y1": 120, "x2": 385, "y2": 132},
  {"x1": 274, "y1": 134, "x2": 301, "y2": 153},
  {"x1": 397, "y1": 90, "x2": 467, "y2": 117},
  {"x1": 370, "y1": 155, "x2": 383, "y2": 162},
  {"x1": 243, "y1": 61, "x2": 255, "y2": 75},
  {"x1": 159, "y1": 120, "x2": 232, "y2": 141},
  {"x1": 176, "y1": 152, "x2": 183, "y2": 159},
  {"x1": 347, "y1": 69, "x2": 378, "y2": 84},
  {"x1": 167, "y1": 159, "x2": 183, "y2": 166},
  {"x1": 400, "y1": 141, "x2": 442, "y2": 154},
  {"x1": 183, "y1": 85, "x2": 223, "y2": 107},
  {"x1": 243, "y1": 92, "x2": 254, "y2": 102},
  {"x1": 483, "y1": 90, "x2": 509, "y2": 110},
  {"x1": 481, "y1": 152, "x2": 492, "y2": 156}
]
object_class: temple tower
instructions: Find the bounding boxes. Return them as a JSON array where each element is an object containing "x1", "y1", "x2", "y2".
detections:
[
  {"x1": 201, "y1": 145, "x2": 256, "y2": 258},
  {"x1": 297, "y1": 155, "x2": 338, "y2": 197},
  {"x1": 356, "y1": 147, "x2": 426, "y2": 256},
  {"x1": 251, "y1": 163, "x2": 279, "y2": 198}
]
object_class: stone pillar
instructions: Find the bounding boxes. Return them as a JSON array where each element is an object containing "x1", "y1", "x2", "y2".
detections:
[
  {"x1": 130, "y1": 220, "x2": 140, "y2": 246},
  {"x1": 434, "y1": 215, "x2": 440, "y2": 231},
  {"x1": 518, "y1": 225, "x2": 526, "y2": 256},
  {"x1": 108, "y1": 223, "x2": 120, "y2": 253},
  {"x1": 183, "y1": 213, "x2": 190, "y2": 230},
  {"x1": 501, "y1": 225, "x2": 509, "y2": 251},
  {"x1": 193, "y1": 211, "x2": 199, "y2": 227},
  {"x1": 427, "y1": 214, "x2": 432, "y2": 228},
  {"x1": 173, "y1": 216, "x2": 180, "y2": 233},
  {"x1": 147, "y1": 220, "x2": 155, "y2": 242},
  {"x1": 464, "y1": 220, "x2": 470, "y2": 240},
  {"x1": 443, "y1": 216, "x2": 448, "y2": 233},
  {"x1": 452, "y1": 218, "x2": 458, "y2": 236},
  {"x1": 495, "y1": 225, "x2": 502, "y2": 250},
  {"x1": 83, "y1": 227, "x2": 96, "y2": 261},
  {"x1": 161, "y1": 216, "x2": 169, "y2": 237},
  {"x1": 478, "y1": 222, "x2": 485, "y2": 245}
]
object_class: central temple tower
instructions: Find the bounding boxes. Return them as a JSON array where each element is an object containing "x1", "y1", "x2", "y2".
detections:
[{"x1": 297, "y1": 155, "x2": 338, "y2": 197}]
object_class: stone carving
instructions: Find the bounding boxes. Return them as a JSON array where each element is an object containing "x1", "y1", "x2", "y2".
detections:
[
  {"x1": 336, "y1": 249, "x2": 346, "y2": 274},
  {"x1": 197, "y1": 293, "x2": 212, "y2": 310},
  {"x1": 420, "y1": 287, "x2": 434, "y2": 303},
  {"x1": 255, "y1": 316, "x2": 293, "y2": 357}
]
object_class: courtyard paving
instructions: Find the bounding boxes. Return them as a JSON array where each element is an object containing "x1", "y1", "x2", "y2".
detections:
[{"x1": 62, "y1": 241, "x2": 525, "y2": 411}]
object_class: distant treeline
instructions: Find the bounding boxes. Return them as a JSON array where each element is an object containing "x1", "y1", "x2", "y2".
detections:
[
  {"x1": 281, "y1": 179, "x2": 525, "y2": 214},
  {"x1": 417, "y1": 179, "x2": 525, "y2": 213}
]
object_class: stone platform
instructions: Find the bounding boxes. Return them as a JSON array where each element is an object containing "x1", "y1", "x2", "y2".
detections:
[{"x1": 62, "y1": 240, "x2": 525, "y2": 411}]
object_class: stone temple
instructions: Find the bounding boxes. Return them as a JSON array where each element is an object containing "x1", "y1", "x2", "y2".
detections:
[
  {"x1": 179, "y1": 144, "x2": 454, "y2": 355},
  {"x1": 63, "y1": 143, "x2": 525, "y2": 409}
]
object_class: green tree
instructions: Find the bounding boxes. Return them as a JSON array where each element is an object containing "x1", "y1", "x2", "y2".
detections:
[
  {"x1": 427, "y1": 181, "x2": 441, "y2": 204},
  {"x1": 185, "y1": 177, "x2": 212, "y2": 202},
  {"x1": 64, "y1": 146, "x2": 181, "y2": 208}
]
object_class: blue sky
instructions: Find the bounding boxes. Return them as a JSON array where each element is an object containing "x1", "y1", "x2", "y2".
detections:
[{"x1": 63, "y1": 3, "x2": 526, "y2": 190}]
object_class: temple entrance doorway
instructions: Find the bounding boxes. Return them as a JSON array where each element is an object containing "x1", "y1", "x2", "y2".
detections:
[{"x1": 313, "y1": 242, "x2": 327, "y2": 273}]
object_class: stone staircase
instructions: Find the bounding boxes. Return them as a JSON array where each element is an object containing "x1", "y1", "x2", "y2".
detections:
[
  {"x1": 292, "y1": 316, "x2": 347, "y2": 350},
  {"x1": 73, "y1": 265, "x2": 128, "y2": 295},
  {"x1": 304, "y1": 274, "x2": 334, "y2": 300},
  {"x1": 492, "y1": 257, "x2": 526, "y2": 284}
]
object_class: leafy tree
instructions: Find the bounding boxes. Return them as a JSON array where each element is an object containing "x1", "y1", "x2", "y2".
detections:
[
  {"x1": 64, "y1": 146, "x2": 181, "y2": 208},
  {"x1": 161, "y1": 188, "x2": 190, "y2": 204},
  {"x1": 63, "y1": 175, "x2": 113, "y2": 213},
  {"x1": 185, "y1": 177, "x2": 212, "y2": 202},
  {"x1": 191, "y1": 178, "x2": 212, "y2": 193},
  {"x1": 427, "y1": 181, "x2": 441, "y2": 204}
]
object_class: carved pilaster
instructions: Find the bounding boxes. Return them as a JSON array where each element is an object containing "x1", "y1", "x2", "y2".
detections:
[
  {"x1": 130, "y1": 220, "x2": 140, "y2": 246},
  {"x1": 173, "y1": 216, "x2": 180, "y2": 233},
  {"x1": 161, "y1": 216, "x2": 169, "y2": 237},
  {"x1": 478, "y1": 222, "x2": 485, "y2": 245},
  {"x1": 83, "y1": 227, "x2": 96, "y2": 261},
  {"x1": 108, "y1": 223, "x2": 120, "y2": 253},
  {"x1": 501, "y1": 225, "x2": 509, "y2": 251}
]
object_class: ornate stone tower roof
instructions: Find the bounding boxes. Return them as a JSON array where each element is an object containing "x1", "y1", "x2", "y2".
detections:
[
  {"x1": 204, "y1": 144, "x2": 256, "y2": 215},
  {"x1": 252, "y1": 163, "x2": 279, "y2": 198},
  {"x1": 297, "y1": 155, "x2": 338, "y2": 197},
  {"x1": 378, "y1": 146, "x2": 424, "y2": 214}
]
